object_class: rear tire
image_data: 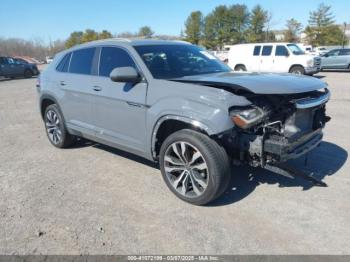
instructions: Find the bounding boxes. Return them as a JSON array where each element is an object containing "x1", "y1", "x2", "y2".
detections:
[
  {"x1": 24, "y1": 69, "x2": 33, "y2": 78},
  {"x1": 234, "y1": 65, "x2": 247, "y2": 72},
  {"x1": 159, "y1": 129, "x2": 231, "y2": 205},
  {"x1": 44, "y1": 104, "x2": 76, "y2": 148},
  {"x1": 289, "y1": 66, "x2": 305, "y2": 75}
]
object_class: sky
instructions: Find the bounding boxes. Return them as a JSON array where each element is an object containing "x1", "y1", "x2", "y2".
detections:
[{"x1": 0, "y1": 0, "x2": 349, "y2": 43}]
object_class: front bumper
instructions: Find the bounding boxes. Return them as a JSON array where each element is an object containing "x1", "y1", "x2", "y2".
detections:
[
  {"x1": 305, "y1": 66, "x2": 320, "y2": 74},
  {"x1": 264, "y1": 129, "x2": 323, "y2": 162}
]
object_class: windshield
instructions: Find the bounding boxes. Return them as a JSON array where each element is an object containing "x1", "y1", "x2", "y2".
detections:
[
  {"x1": 287, "y1": 44, "x2": 305, "y2": 55},
  {"x1": 134, "y1": 44, "x2": 231, "y2": 79}
]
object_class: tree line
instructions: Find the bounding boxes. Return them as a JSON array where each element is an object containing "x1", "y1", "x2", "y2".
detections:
[
  {"x1": 183, "y1": 3, "x2": 346, "y2": 49},
  {"x1": 0, "y1": 3, "x2": 347, "y2": 60}
]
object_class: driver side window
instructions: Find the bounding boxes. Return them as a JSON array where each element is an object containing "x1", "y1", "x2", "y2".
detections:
[{"x1": 99, "y1": 47, "x2": 136, "y2": 77}]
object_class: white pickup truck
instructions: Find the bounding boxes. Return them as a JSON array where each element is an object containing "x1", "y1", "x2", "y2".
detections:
[{"x1": 228, "y1": 42, "x2": 321, "y2": 75}]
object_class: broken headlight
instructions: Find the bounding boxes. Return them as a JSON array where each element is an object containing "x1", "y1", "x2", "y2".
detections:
[{"x1": 230, "y1": 106, "x2": 265, "y2": 129}]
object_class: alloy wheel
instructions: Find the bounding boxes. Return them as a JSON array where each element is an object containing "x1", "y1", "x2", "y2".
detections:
[
  {"x1": 45, "y1": 110, "x2": 62, "y2": 145},
  {"x1": 163, "y1": 141, "x2": 209, "y2": 198}
]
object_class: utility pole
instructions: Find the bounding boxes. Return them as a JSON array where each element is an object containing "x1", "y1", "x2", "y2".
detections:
[{"x1": 342, "y1": 22, "x2": 347, "y2": 49}]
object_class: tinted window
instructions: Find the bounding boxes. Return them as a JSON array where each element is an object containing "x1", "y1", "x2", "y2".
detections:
[
  {"x1": 134, "y1": 45, "x2": 230, "y2": 79},
  {"x1": 253, "y1": 46, "x2": 261, "y2": 56},
  {"x1": 275, "y1": 45, "x2": 289, "y2": 56},
  {"x1": 56, "y1": 53, "x2": 71, "y2": 72},
  {"x1": 99, "y1": 47, "x2": 136, "y2": 77},
  {"x1": 69, "y1": 48, "x2": 95, "y2": 75},
  {"x1": 0, "y1": 57, "x2": 7, "y2": 64},
  {"x1": 262, "y1": 46, "x2": 273, "y2": 56},
  {"x1": 340, "y1": 49, "x2": 350, "y2": 56},
  {"x1": 327, "y1": 49, "x2": 340, "y2": 56}
]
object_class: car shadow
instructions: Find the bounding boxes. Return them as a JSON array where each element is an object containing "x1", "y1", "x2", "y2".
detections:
[
  {"x1": 66, "y1": 139, "x2": 347, "y2": 206},
  {"x1": 209, "y1": 141, "x2": 347, "y2": 206},
  {"x1": 313, "y1": 75, "x2": 326, "y2": 79},
  {"x1": 0, "y1": 76, "x2": 38, "y2": 82}
]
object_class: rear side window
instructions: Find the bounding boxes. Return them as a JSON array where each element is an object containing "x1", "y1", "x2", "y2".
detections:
[
  {"x1": 69, "y1": 48, "x2": 96, "y2": 75},
  {"x1": 340, "y1": 49, "x2": 350, "y2": 56},
  {"x1": 56, "y1": 53, "x2": 71, "y2": 72},
  {"x1": 253, "y1": 46, "x2": 261, "y2": 56},
  {"x1": 275, "y1": 45, "x2": 289, "y2": 56},
  {"x1": 262, "y1": 46, "x2": 273, "y2": 56},
  {"x1": 99, "y1": 47, "x2": 136, "y2": 77}
]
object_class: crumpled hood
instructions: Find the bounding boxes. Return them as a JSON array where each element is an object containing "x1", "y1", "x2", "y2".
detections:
[{"x1": 170, "y1": 72, "x2": 327, "y2": 94}]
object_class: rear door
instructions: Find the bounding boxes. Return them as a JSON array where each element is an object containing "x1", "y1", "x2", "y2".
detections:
[
  {"x1": 259, "y1": 45, "x2": 274, "y2": 72},
  {"x1": 272, "y1": 45, "x2": 290, "y2": 72},
  {"x1": 91, "y1": 46, "x2": 148, "y2": 153},
  {"x1": 57, "y1": 48, "x2": 97, "y2": 136}
]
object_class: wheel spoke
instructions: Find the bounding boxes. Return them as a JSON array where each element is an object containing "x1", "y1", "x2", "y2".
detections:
[
  {"x1": 191, "y1": 170, "x2": 208, "y2": 189},
  {"x1": 180, "y1": 142, "x2": 187, "y2": 162},
  {"x1": 181, "y1": 173, "x2": 190, "y2": 195},
  {"x1": 172, "y1": 144, "x2": 183, "y2": 163},
  {"x1": 164, "y1": 166, "x2": 186, "y2": 173},
  {"x1": 191, "y1": 162, "x2": 207, "y2": 171},
  {"x1": 164, "y1": 155, "x2": 184, "y2": 166},
  {"x1": 189, "y1": 151, "x2": 201, "y2": 164},
  {"x1": 173, "y1": 170, "x2": 187, "y2": 189},
  {"x1": 189, "y1": 173, "x2": 202, "y2": 196}
]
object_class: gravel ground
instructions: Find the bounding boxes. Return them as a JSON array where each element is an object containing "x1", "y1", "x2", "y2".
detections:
[{"x1": 0, "y1": 72, "x2": 349, "y2": 255}]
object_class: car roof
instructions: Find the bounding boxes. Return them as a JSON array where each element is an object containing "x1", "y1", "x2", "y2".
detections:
[{"x1": 67, "y1": 38, "x2": 191, "y2": 49}]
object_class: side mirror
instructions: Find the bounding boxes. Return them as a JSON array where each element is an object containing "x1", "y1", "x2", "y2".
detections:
[
  {"x1": 285, "y1": 52, "x2": 290, "y2": 57},
  {"x1": 110, "y1": 67, "x2": 141, "y2": 83},
  {"x1": 323, "y1": 54, "x2": 329, "y2": 57}
]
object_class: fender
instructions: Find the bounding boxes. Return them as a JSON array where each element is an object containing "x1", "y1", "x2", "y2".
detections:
[{"x1": 150, "y1": 115, "x2": 213, "y2": 159}]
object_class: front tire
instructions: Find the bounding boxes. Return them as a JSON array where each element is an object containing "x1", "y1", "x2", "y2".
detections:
[
  {"x1": 289, "y1": 66, "x2": 305, "y2": 75},
  {"x1": 44, "y1": 104, "x2": 76, "y2": 148},
  {"x1": 159, "y1": 129, "x2": 231, "y2": 205},
  {"x1": 24, "y1": 69, "x2": 33, "y2": 78}
]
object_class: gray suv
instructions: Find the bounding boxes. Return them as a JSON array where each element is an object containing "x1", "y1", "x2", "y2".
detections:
[
  {"x1": 321, "y1": 48, "x2": 350, "y2": 70},
  {"x1": 37, "y1": 39, "x2": 330, "y2": 205}
]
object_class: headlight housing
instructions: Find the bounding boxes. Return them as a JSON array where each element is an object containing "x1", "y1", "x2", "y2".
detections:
[
  {"x1": 307, "y1": 59, "x2": 314, "y2": 67},
  {"x1": 230, "y1": 106, "x2": 265, "y2": 129}
]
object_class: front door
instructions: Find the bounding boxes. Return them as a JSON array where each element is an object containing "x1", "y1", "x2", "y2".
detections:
[
  {"x1": 91, "y1": 46, "x2": 148, "y2": 153},
  {"x1": 322, "y1": 49, "x2": 341, "y2": 68},
  {"x1": 272, "y1": 45, "x2": 290, "y2": 73}
]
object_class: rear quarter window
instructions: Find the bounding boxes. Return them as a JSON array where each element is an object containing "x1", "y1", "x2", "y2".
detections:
[
  {"x1": 69, "y1": 48, "x2": 96, "y2": 75},
  {"x1": 56, "y1": 53, "x2": 71, "y2": 72}
]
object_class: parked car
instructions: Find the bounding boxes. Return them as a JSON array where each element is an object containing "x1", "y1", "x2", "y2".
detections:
[
  {"x1": 0, "y1": 56, "x2": 39, "y2": 78},
  {"x1": 37, "y1": 39, "x2": 330, "y2": 205},
  {"x1": 46, "y1": 56, "x2": 54, "y2": 64},
  {"x1": 321, "y1": 48, "x2": 350, "y2": 70},
  {"x1": 228, "y1": 43, "x2": 321, "y2": 75}
]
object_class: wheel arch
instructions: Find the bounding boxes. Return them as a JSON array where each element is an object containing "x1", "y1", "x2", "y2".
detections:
[
  {"x1": 151, "y1": 115, "x2": 213, "y2": 160},
  {"x1": 289, "y1": 64, "x2": 304, "y2": 72},
  {"x1": 234, "y1": 64, "x2": 247, "y2": 71},
  {"x1": 40, "y1": 94, "x2": 59, "y2": 119}
]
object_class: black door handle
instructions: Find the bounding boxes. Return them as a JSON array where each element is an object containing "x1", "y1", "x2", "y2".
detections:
[
  {"x1": 93, "y1": 86, "x2": 102, "y2": 91},
  {"x1": 60, "y1": 81, "x2": 66, "y2": 86}
]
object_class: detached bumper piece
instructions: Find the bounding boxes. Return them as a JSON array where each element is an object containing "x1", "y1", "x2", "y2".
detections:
[{"x1": 264, "y1": 162, "x2": 327, "y2": 187}]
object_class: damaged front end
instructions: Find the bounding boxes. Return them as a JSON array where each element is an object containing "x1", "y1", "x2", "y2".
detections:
[{"x1": 226, "y1": 88, "x2": 331, "y2": 171}]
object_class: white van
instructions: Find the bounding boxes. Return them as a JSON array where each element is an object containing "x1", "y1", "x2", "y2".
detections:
[{"x1": 228, "y1": 43, "x2": 321, "y2": 75}]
